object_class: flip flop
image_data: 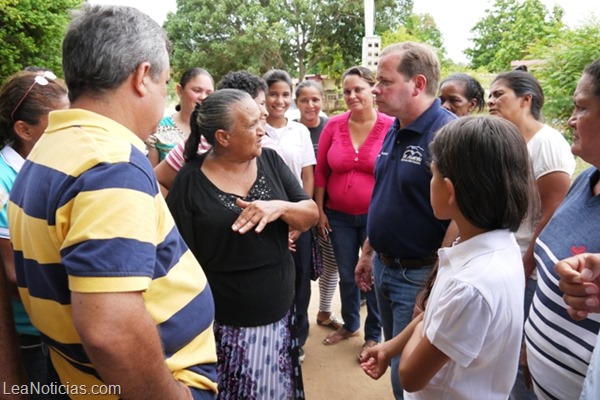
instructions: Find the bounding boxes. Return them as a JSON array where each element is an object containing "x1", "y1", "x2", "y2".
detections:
[
  {"x1": 322, "y1": 327, "x2": 359, "y2": 345},
  {"x1": 316, "y1": 315, "x2": 343, "y2": 331}
]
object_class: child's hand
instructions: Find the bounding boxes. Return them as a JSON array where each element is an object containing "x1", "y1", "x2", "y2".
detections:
[{"x1": 360, "y1": 343, "x2": 389, "y2": 380}]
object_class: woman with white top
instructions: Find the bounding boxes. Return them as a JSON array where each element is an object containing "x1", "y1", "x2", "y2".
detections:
[
  {"x1": 263, "y1": 69, "x2": 316, "y2": 362},
  {"x1": 488, "y1": 69, "x2": 575, "y2": 399}
]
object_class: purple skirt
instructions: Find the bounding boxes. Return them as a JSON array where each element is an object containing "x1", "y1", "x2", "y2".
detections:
[{"x1": 214, "y1": 310, "x2": 305, "y2": 400}]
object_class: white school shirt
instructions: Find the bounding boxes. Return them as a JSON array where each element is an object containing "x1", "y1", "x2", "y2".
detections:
[
  {"x1": 406, "y1": 229, "x2": 525, "y2": 400},
  {"x1": 264, "y1": 120, "x2": 315, "y2": 185}
]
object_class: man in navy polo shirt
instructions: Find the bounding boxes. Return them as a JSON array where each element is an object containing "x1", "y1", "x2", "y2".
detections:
[{"x1": 355, "y1": 42, "x2": 457, "y2": 399}]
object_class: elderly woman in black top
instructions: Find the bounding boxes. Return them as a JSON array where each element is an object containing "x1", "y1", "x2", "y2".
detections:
[{"x1": 167, "y1": 89, "x2": 318, "y2": 400}]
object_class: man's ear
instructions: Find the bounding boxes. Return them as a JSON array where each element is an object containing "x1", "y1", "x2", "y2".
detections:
[
  {"x1": 413, "y1": 74, "x2": 427, "y2": 96},
  {"x1": 132, "y1": 62, "x2": 152, "y2": 97}
]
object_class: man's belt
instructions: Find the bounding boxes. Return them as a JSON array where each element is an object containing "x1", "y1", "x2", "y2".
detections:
[{"x1": 378, "y1": 254, "x2": 437, "y2": 269}]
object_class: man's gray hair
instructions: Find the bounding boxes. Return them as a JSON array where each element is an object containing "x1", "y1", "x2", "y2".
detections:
[{"x1": 62, "y1": 5, "x2": 171, "y2": 102}]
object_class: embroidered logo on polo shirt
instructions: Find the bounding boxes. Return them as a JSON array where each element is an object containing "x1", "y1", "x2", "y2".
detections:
[{"x1": 401, "y1": 145, "x2": 424, "y2": 165}]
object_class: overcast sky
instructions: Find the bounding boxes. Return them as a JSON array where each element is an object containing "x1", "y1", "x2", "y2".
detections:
[
  {"x1": 413, "y1": 0, "x2": 600, "y2": 63},
  {"x1": 90, "y1": 0, "x2": 600, "y2": 64}
]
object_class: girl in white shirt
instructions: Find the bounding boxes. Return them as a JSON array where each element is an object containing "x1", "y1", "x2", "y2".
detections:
[{"x1": 263, "y1": 69, "x2": 316, "y2": 361}]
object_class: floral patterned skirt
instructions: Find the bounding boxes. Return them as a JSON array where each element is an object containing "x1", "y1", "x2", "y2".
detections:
[{"x1": 214, "y1": 310, "x2": 305, "y2": 400}]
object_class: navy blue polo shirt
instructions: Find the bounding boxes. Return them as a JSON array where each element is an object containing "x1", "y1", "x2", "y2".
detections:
[{"x1": 367, "y1": 98, "x2": 456, "y2": 258}]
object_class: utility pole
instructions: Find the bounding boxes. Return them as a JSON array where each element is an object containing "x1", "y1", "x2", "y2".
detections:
[{"x1": 362, "y1": 0, "x2": 381, "y2": 71}]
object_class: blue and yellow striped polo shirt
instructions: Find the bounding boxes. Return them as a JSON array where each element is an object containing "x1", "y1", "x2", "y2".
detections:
[{"x1": 8, "y1": 109, "x2": 217, "y2": 398}]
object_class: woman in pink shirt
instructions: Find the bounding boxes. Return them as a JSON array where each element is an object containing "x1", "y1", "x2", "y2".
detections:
[{"x1": 316, "y1": 66, "x2": 393, "y2": 359}]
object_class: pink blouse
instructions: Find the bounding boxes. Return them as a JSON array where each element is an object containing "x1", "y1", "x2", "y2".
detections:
[{"x1": 315, "y1": 111, "x2": 394, "y2": 215}]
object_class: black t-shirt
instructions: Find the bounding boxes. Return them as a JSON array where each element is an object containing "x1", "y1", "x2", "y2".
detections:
[
  {"x1": 295, "y1": 116, "x2": 328, "y2": 155},
  {"x1": 167, "y1": 148, "x2": 309, "y2": 326}
]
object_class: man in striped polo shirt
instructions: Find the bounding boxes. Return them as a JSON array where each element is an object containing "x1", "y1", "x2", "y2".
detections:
[{"x1": 8, "y1": 5, "x2": 217, "y2": 400}]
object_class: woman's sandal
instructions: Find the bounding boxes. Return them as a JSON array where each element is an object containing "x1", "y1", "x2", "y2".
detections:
[
  {"x1": 358, "y1": 340, "x2": 379, "y2": 362},
  {"x1": 322, "y1": 327, "x2": 359, "y2": 345},
  {"x1": 316, "y1": 314, "x2": 343, "y2": 331}
]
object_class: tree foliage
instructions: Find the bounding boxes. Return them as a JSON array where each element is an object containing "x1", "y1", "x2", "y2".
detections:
[
  {"x1": 0, "y1": 0, "x2": 82, "y2": 81},
  {"x1": 375, "y1": 0, "x2": 413, "y2": 35},
  {"x1": 466, "y1": 0, "x2": 564, "y2": 72},
  {"x1": 529, "y1": 20, "x2": 600, "y2": 132},
  {"x1": 382, "y1": 13, "x2": 446, "y2": 62},
  {"x1": 164, "y1": 0, "x2": 283, "y2": 81},
  {"x1": 164, "y1": 0, "x2": 413, "y2": 82}
]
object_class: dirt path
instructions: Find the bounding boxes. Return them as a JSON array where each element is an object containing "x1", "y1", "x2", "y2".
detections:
[{"x1": 302, "y1": 281, "x2": 392, "y2": 399}]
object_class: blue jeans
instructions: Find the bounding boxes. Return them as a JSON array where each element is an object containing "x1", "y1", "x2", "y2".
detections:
[
  {"x1": 373, "y1": 253, "x2": 433, "y2": 400},
  {"x1": 327, "y1": 209, "x2": 381, "y2": 342}
]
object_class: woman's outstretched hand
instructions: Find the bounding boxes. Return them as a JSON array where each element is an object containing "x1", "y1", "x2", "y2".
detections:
[{"x1": 232, "y1": 198, "x2": 283, "y2": 234}]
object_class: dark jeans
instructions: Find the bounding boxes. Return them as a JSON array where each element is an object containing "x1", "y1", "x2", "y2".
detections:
[
  {"x1": 19, "y1": 335, "x2": 51, "y2": 399},
  {"x1": 326, "y1": 209, "x2": 381, "y2": 342},
  {"x1": 293, "y1": 230, "x2": 312, "y2": 347}
]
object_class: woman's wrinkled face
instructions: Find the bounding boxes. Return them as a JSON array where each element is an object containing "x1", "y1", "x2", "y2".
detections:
[
  {"x1": 228, "y1": 97, "x2": 266, "y2": 159},
  {"x1": 487, "y1": 80, "x2": 523, "y2": 124},
  {"x1": 568, "y1": 73, "x2": 600, "y2": 167},
  {"x1": 439, "y1": 80, "x2": 476, "y2": 117}
]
